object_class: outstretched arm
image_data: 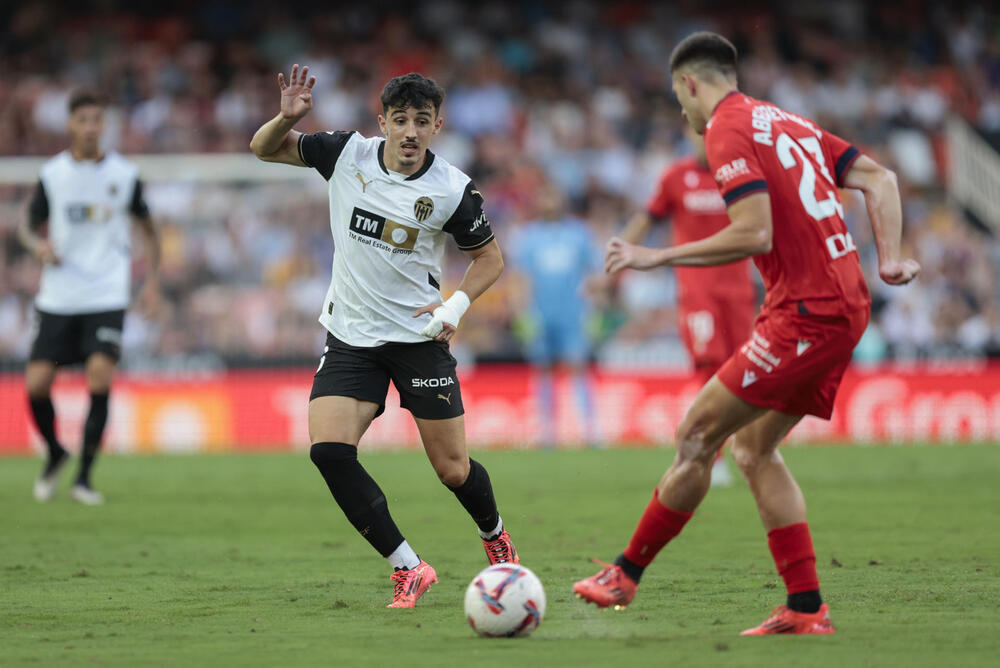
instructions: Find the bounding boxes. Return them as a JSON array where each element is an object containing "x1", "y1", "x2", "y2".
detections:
[
  {"x1": 841, "y1": 154, "x2": 920, "y2": 285},
  {"x1": 413, "y1": 240, "x2": 504, "y2": 343},
  {"x1": 605, "y1": 193, "x2": 772, "y2": 273},
  {"x1": 619, "y1": 210, "x2": 655, "y2": 244},
  {"x1": 250, "y1": 64, "x2": 316, "y2": 165}
]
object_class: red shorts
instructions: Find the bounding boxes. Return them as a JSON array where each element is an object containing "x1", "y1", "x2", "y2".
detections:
[
  {"x1": 716, "y1": 306, "x2": 869, "y2": 419},
  {"x1": 679, "y1": 294, "x2": 757, "y2": 382}
]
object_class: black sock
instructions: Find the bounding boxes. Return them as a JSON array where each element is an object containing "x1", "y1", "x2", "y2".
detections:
[
  {"x1": 28, "y1": 396, "x2": 66, "y2": 473},
  {"x1": 310, "y1": 442, "x2": 405, "y2": 557},
  {"x1": 787, "y1": 590, "x2": 823, "y2": 613},
  {"x1": 76, "y1": 392, "x2": 109, "y2": 487},
  {"x1": 446, "y1": 459, "x2": 500, "y2": 536},
  {"x1": 614, "y1": 553, "x2": 645, "y2": 584}
]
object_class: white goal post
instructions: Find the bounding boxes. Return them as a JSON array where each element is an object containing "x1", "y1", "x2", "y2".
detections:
[{"x1": 0, "y1": 153, "x2": 313, "y2": 185}]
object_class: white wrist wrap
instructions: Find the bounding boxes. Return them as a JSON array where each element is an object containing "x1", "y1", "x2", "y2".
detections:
[{"x1": 420, "y1": 291, "x2": 471, "y2": 338}]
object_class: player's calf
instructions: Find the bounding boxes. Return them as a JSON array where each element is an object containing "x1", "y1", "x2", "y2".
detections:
[
  {"x1": 445, "y1": 459, "x2": 518, "y2": 563},
  {"x1": 309, "y1": 442, "x2": 408, "y2": 558}
]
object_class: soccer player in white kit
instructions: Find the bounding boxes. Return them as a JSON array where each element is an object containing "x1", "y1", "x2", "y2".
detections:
[
  {"x1": 251, "y1": 67, "x2": 517, "y2": 608},
  {"x1": 18, "y1": 89, "x2": 161, "y2": 505}
]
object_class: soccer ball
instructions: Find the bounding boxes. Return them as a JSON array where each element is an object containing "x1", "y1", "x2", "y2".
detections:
[{"x1": 464, "y1": 564, "x2": 546, "y2": 638}]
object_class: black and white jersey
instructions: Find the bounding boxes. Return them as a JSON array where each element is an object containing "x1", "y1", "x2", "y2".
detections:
[
  {"x1": 299, "y1": 131, "x2": 494, "y2": 346},
  {"x1": 29, "y1": 151, "x2": 150, "y2": 314}
]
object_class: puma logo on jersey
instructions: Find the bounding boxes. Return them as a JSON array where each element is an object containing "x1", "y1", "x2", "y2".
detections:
[
  {"x1": 797, "y1": 339, "x2": 812, "y2": 356},
  {"x1": 356, "y1": 171, "x2": 374, "y2": 192},
  {"x1": 742, "y1": 370, "x2": 758, "y2": 387},
  {"x1": 437, "y1": 393, "x2": 452, "y2": 405}
]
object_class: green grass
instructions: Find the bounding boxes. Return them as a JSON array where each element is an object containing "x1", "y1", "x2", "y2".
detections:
[{"x1": 2, "y1": 446, "x2": 998, "y2": 667}]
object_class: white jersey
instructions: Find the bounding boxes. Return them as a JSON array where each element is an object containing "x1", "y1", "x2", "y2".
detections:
[
  {"x1": 30, "y1": 151, "x2": 150, "y2": 314},
  {"x1": 298, "y1": 131, "x2": 494, "y2": 346}
]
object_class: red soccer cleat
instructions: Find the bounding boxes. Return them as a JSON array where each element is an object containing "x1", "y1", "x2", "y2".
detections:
[
  {"x1": 572, "y1": 560, "x2": 638, "y2": 609},
  {"x1": 740, "y1": 603, "x2": 835, "y2": 636},
  {"x1": 386, "y1": 560, "x2": 438, "y2": 608},
  {"x1": 482, "y1": 529, "x2": 519, "y2": 566}
]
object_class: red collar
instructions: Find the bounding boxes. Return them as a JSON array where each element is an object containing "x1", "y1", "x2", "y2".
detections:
[{"x1": 710, "y1": 90, "x2": 742, "y2": 118}]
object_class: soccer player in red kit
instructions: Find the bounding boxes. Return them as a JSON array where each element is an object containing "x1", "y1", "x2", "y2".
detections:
[
  {"x1": 574, "y1": 32, "x2": 920, "y2": 635},
  {"x1": 620, "y1": 127, "x2": 756, "y2": 486}
]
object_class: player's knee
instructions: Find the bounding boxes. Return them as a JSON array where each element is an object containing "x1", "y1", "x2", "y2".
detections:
[
  {"x1": 25, "y1": 375, "x2": 53, "y2": 399},
  {"x1": 730, "y1": 440, "x2": 757, "y2": 474},
  {"x1": 26, "y1": 381, "x2": 51, "y2": 399},
  {"x1": 731, "y1": 440, "x2": 777, "y2": 476},
  {"x1": 674, "y1": 420, "x2": 718, "y2": 465},
  {"x1": 309, "y1": 442, "x2": 358, "y2": 475},
  {"x1": 433, "y1": 455, "x2": 470, "y2": 487}
]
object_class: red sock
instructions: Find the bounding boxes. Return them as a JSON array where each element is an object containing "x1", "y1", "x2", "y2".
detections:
[
  {"x1": 767, "y1": 522, "x2": 820, "y2": 594},
  {"x1": 622, "y1": 492, "x2": 693, "y2": 567}
]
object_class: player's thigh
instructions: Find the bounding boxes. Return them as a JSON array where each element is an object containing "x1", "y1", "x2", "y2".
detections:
[
  {"x1": 28, "y1": 309, "x2": 76, "y2": 366},
  {"x1": 309, "y1": 333, "x2": 392, "y2": 445},
  {"x1": 308, "y1": 395, "x2": 381, "y2": 446},
  {"x1": 25, "y1": 360, "x2": 57, "y2": 398},
  {"x1": 84, "y1": 352, "x2": 117, "y2": 393},
  {"x1": 552, "y1": 316, "x2": 589, "y2": 366},
  {"x1": 80, "y1": 310, "x2": 125, "y2": 364},
  {"x1": 414, "y1": 415, "x2": 470, "y2": 486},
  {"x1": 730, "y1": 410, "x2": 803, "y2": 466},
  {"x1": 527, "y1": 318, "x2": 557, "y2": 366},
  {"x1": 384, "y1": 341, "x2": 464, "y2": 421},
  {"x1": 675, "y1": 376, "x2": 768, "y2": 460}
]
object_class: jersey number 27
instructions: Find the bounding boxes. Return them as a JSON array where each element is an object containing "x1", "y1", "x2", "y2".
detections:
[{"x1": 776, "y1": 133, "x2": 844, "y2": 222}]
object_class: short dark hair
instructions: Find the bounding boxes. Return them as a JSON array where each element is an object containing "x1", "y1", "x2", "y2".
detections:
[
  {"x1": 68, "y1": 88, "x2": 107, "y2": 113},
  {"x1": 380, "y1": 73, "x2": 445, "y2": 115},
  {"x1": 669, "y1": 32, "x2": 738, "y2": 80}
]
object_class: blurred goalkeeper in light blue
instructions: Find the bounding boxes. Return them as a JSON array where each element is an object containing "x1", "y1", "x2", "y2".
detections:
[{"x1": 511, "y1": 185, "x2": 601, "y2": 446}]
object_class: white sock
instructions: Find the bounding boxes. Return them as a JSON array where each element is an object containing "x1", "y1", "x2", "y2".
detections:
[
  {"x1": 387, "y1": 541, "x2": 420, "y2": 571},
  {"x1": 478, "y1": 516, "x2": 503, "y2": 541}
]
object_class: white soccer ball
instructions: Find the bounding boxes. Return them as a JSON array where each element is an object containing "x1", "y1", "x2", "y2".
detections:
[{"x1": 464, "y1": 564, "x2": 546, "y2": 638}]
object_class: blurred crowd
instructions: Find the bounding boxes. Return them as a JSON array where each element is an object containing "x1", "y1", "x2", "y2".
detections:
[{"x1": 1, "y1": 1, "x2": 999, "y2": 369}]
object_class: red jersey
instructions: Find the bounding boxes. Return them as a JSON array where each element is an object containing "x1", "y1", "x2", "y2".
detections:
[
  {"x1": 645, "y1": 157, "x2": 754, "y2": 305},
  {"x1": 705, "y1": 93, "x2": 870, "y2": 316}
]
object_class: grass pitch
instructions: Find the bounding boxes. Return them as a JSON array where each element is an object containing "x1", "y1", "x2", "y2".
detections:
[{"x1": 2, "y1": 446, "x2": 998, "y2": 667}]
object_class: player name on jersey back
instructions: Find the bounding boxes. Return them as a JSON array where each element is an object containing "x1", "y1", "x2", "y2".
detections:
[
  {"x1": 298, "y1": 131, "x2": 494, "y2": 346},
  {"x1": 705, "y1": 93, "x2": 870, "y2": 316}
]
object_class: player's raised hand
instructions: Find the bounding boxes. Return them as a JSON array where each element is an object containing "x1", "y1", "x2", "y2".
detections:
[
  {"x1": 278, "y1": 64, "x2": 316, "y2": 121},
  {"x1": 879, "y1": 258, "x2": 921, "y2": 286},
  {"x1": 604, "y1": 237, "x2": 663, "y2": 274}
]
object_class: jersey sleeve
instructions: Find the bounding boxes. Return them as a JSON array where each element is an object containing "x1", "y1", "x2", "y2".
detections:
[
  {"x1": 297, "y1": 130, "x2": 354, "y2": 181},
  {"x1": 129, "y1": 179, "x2": 151, "y2": 219},
  {"x1": 645, "y1": 168, "x2": 676, "y2": 221},
  {"x1": 821, "y1": 130, "x2": 862, "y2": 187},
  {"x1": 706, "y1": 119, "x2": 768, "y2": 206},
  {"x1": 28, "y1": 180, "x2": 49, "y2": 230},
  {"x1": 443, "y1": 181, "x2": 495, "y2": 251}
]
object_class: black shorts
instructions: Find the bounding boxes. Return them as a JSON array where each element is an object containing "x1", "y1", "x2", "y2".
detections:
[
  {"x1": 29, "y1": 309, "x2": 125, "y2": 366},
  {"x1": 310, "y1": 332, "x2": 464, "y2": 420}
]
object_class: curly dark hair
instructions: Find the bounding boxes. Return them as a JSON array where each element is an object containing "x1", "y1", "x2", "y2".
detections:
[{"x1": 380, "y1": 73, "x2": 445, "y2": 115}]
